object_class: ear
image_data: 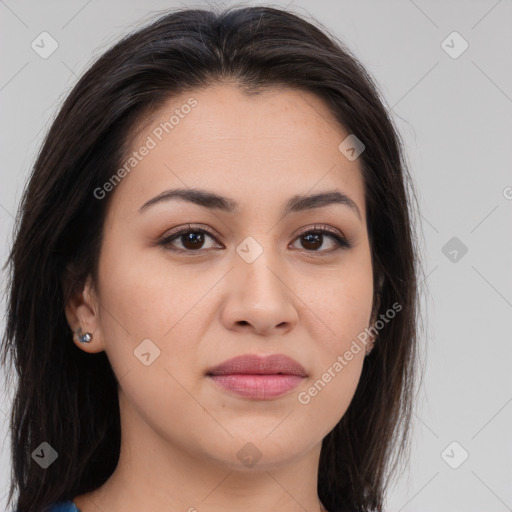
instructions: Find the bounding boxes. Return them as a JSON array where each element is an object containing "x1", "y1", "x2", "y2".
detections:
[
  {"x1": 64, "y1": 274, "x2": 105, "y2": 353},
  {"x1": 369, "y1": 274, "x2": 385, "y2": 324},
  {"x1": 366, "y1": 274, "x2": 385, "y2": 355}
]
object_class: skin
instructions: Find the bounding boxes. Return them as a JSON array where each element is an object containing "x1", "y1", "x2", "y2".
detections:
[{"x1": 66, "y1": 83, "x2": 374, "y2": 512}]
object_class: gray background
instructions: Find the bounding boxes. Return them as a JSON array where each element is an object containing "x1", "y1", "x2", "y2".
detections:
[{"x1": 1, "y1": 0, "x2": 511, "y2": 510}]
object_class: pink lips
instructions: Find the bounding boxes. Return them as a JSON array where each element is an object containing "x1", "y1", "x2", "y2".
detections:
[{"x1": 206, "y1": 354, "x2": 307, "y2": 400}]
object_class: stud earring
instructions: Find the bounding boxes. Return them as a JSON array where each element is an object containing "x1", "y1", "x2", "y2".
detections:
[{"x1": 75, "y1": 327, "x2": 92, "y2": 344}]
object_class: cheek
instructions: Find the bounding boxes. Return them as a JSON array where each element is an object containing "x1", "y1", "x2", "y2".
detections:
[
  {"x1": 94, "y1": 250, "x2": 208, "y2": 431},
  {"x1": 297, "y1": 350, "x2": 365, "y2": 441},
  {"x1": 97, "y1": 235, "x2": 208, "y2": 339},
  {"x1": 331, "y1": 274, "x2": 373, "y2": 348},
  {"x1": 304, "y1": 250, "x2": 374, "y2": 353},
  {"x1": 95, "y1": 239, "x2": 230, "y2": 407},
  {"x1": 297, "y1": 275, "x2": 371, "y2": 431},
  {"x1": 297, "y1": 251, "x2": 372, "y2": 419}
]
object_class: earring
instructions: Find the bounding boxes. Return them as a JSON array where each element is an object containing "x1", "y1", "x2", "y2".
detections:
[{"x1": 75, "y1": 327, "x2": 93, "y2": 344}]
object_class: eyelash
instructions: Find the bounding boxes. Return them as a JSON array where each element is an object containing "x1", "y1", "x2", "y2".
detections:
[{"x1": 158, "y1": 223, "x2": 352, "y2": 256}]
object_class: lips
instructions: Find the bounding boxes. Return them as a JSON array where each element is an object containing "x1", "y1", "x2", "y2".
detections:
[
  {"x1": 206, "y1": 353, "x2": 307, "y2": 400},
  {"x1": 206, "y1": 353, "x2": 307, "y2": 377}
]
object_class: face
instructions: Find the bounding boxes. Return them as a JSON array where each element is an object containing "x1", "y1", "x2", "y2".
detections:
[{"x1": 70, "y1": 83, "x2": 374, "y2": 471}]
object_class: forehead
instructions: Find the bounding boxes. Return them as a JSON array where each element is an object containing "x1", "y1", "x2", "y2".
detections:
[{"x1": 110, "y1": 83, "x2": 366, "y2": 220}]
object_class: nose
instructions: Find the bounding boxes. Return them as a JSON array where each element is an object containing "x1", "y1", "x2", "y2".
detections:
[{"x1": 219, "y1": 246, "x2": 299, "y2": 336}]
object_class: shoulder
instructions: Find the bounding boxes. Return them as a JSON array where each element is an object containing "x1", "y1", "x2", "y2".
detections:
[{"x1": 46, "y1": 501, "x2": 80, "y2": 512}]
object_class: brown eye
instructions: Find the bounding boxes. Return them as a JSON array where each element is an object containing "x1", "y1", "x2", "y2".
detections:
[
  {"x1": 301, "y1": 232, "x2": 325, "y2": 251},
  {"x1": 159, "y1": 225, "x2": 221, "y2": 254},
  {"x1": 292, "y1": 226, "x2": 352, "y2": 253},
  {"x1": 179, "y1": 231, "x2": 206, "y2": 250}
]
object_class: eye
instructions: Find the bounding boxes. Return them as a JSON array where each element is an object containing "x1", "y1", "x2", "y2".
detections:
[
  {"x1": 158, "y1": 224, "x2": 221, "y2": 254},
  {"x1": 158, "y1": 224, "x2": 352, "y2": 255},
  {"x1": 290, "y1": 224, "x2": 352, "y2": 254}
]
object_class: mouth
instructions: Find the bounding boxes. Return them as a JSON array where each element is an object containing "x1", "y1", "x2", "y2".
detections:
[{"x1": 206, "y1": 353, "x2": 307, "y2": 400}]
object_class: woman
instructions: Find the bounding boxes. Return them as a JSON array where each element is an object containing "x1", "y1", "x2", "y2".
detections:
[{"x1": 1, "y1": 5, "x2": 421, "y2": 512}]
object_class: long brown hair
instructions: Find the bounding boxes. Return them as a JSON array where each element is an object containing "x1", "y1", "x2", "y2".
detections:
[{"x1": 1, "y1": 5, "x2": 421, "y2": 511}]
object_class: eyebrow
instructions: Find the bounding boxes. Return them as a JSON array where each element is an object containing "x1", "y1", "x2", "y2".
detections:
[{"x1": 138, "y1": 187, "x2": 362, "y2": 220}]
